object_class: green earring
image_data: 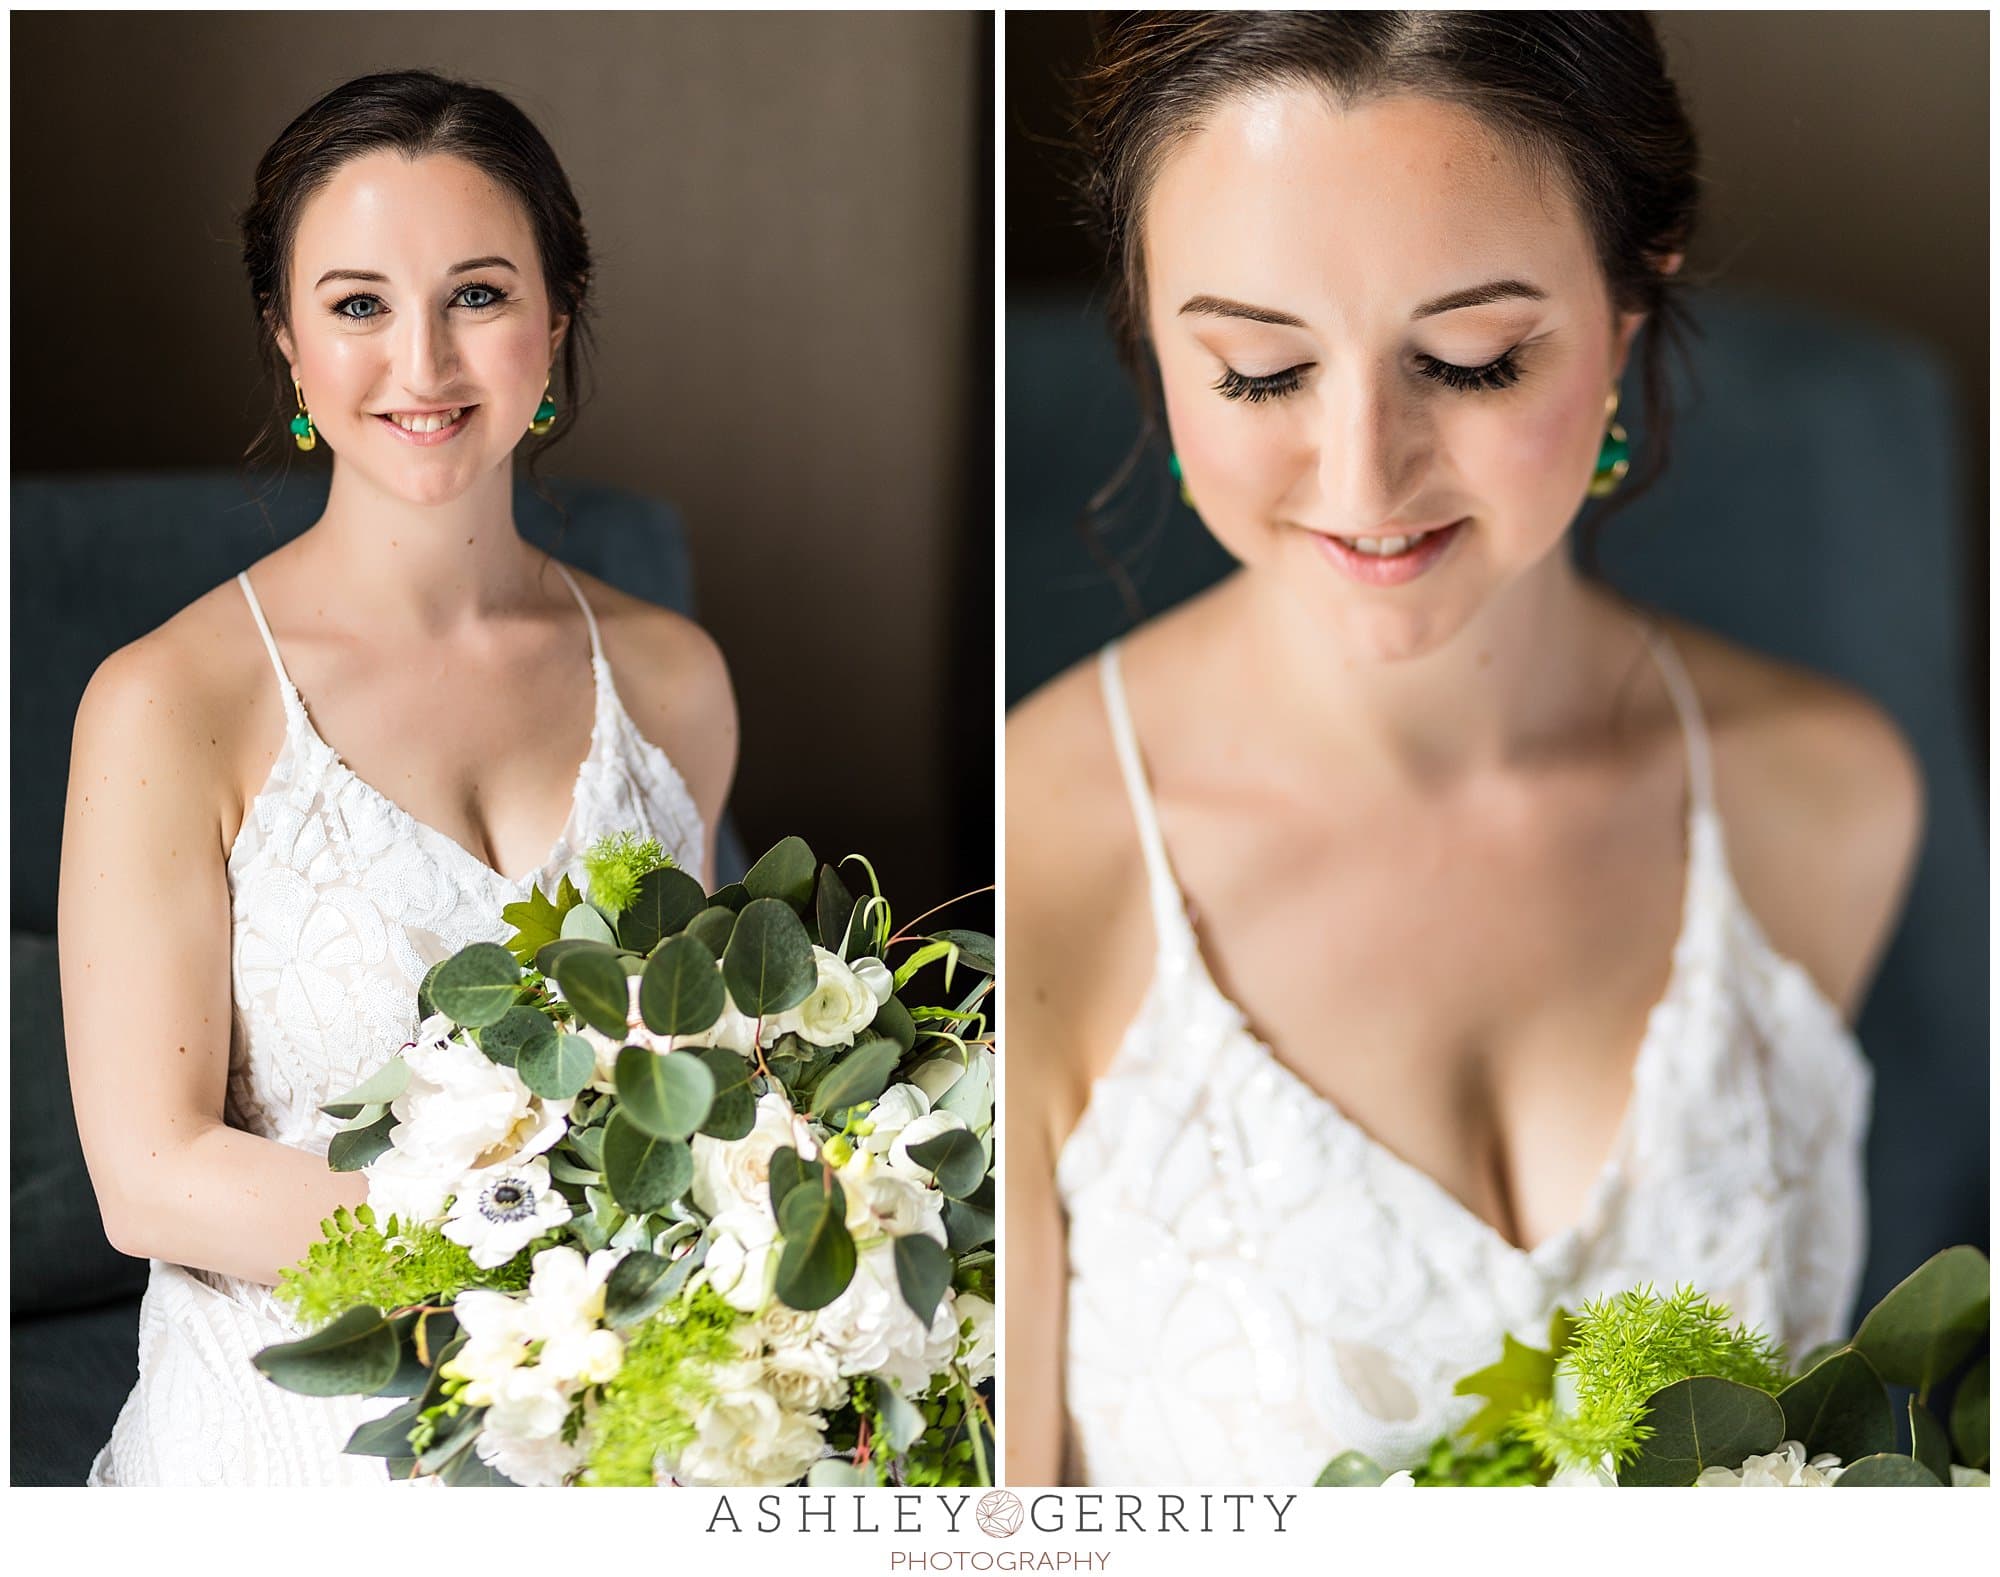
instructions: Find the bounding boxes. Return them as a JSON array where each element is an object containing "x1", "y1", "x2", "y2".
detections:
[
  {"x1": 1168, "y1": 451, "x2": 1195, "y2": 509},
  {"x1": 529, "y1": 379, "x2": 558, "y2": 436},
  {"x1": 289, "y1": 377, "x2": 316, "y2": 452},
  {"x1": 1588, "y1": 389, "x2": 1630, "y2": 498}
]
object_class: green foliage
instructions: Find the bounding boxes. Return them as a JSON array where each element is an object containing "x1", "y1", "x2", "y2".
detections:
[
  {"x1": 500, "y1": 875, "x2": 584, "y2": 967},
  {"x1": 582, "y1": 831, "x2": 673, "y2": 917},
  {"x1": 1513, "y1": 1285, "x2": 1788, "y2": 1472},
  {"x1": 580, "y1": 1287, "x2": 739, "y2": 1487},
  {"x1": 848, "y1": 1376, "x2": 989, "y2": 1487},
  {"x1": 277, "y1": 1205, "x2": 530, "y2": 1330},
  {"x1": 1410, "y1": 1428, "x2": 1550, "y2": 1487}
]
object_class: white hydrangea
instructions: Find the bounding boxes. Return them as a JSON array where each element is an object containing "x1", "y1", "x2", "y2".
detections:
[
  {"x1": 1695, "y1": 1440, "x2": 1847, "y2": 1487},
  {"x1": 811, "y1": 1240, "x2": 960, "y2": 1395}
]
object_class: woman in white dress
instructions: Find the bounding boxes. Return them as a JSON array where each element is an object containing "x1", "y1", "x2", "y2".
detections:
[
  {"x1": 1005, "y1": 15, "x2": 1925, "y2": 1485},
  {"x1": 60, "y1": 69, "x2": 736, "y2": 1485}
]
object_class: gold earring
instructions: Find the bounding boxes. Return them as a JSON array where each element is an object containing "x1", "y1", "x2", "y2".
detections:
[
  {"x1": 289, "y1": 377, "x2": 316, "y2": 452},
  {"x1": 1588, "y1": 388, "x2": 1630, "y2": 498},
  {"x1": 529, "y1": 378, "x2": 558, "y2": 436}
]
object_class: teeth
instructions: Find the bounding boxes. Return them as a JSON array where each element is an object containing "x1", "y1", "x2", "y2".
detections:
[
  {"x1": 387, "y1": 408, "x2": 463, "y2": 433},
  {"x1": 1340, "y1": 530, "x2": 1427, "y2": 557}
]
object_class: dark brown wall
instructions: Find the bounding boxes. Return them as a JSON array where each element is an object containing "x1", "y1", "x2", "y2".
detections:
[{"x1": 11, "y1": 9, "x2": 992, "y2": 907}]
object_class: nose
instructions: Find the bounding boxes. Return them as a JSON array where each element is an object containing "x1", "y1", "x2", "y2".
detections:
[
  {"x1": 1316, "y1": 364, "x2": 1430, "y2": 530},
  {"x1": 391, "y1": 299, "x2": 461, "y2": 397}
]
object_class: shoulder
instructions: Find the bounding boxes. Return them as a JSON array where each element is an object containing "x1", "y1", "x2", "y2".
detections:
[{"x1": 1658, "y1": 612, "x2": 1924, "y2": 1020}]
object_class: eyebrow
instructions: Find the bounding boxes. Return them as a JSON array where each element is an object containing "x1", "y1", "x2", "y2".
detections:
[
  {"x1": 1178, "y1": 277, "x2": 1548, "y2": 327},
  {"x1": 313, "y1": 256, "x2": 521, "y2": 288}
]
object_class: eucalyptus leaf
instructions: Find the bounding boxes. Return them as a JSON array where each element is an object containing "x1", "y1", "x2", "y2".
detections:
[
  {"x1": 810, "y1": 1038, "x2": 903, "y2": 1119},
  {"x1": 929, "y1": 929, "x2": 995, "y2": 975},
  {"x1": 416, "y1": 1400, "x2": 485, "y2": 1474},
  {"x1": 438, "y1": 1448, "x2": 518, "y2": 1487},
  {"x1": 552, "y1": 946, "x2": 633, "y2": 1038},
  {"x1": 1620, "y1": 1376, "x2": 1785, "y2": 1486},
  {"x1": 344, "y1": 1394, "x2": 426, "y2": 1458},
  {"x1": 1316, "y1": 1451, "x2": 1389, "y2": 1486},
  {"x1": 744, "y1": 835, "x2": 816, "y2": 909},
  {"x1": 1777, "y1": 1347, "x2": 1896, "y2": 1464},
  {"x1": 1951, "y1": 1356, "x2": 1988, "y2": 1470},
  {"x1": 815, "y1": 862, "x2": 857, "y2": 959},
  {"x1": 429, "y1": 943, "x2": 522, "y2": 1028},
  {"x1": 559, "y1": 900, "x2": 619, "y2": 945},
  {"x1": 870, "y1": 995, "x2": 916, "y2": 1055},
  {"x1": 253, "y1": 1307, "x2": 401, "y2": 1397},
  {"x1": 873, "y1": 1378, "x2": 928, "y2": 1452},
  {"x1": 936, "y1": 1048, "x2": 994, "y2": 1132},
  {"x1": 478, "y1": 1005, "x2": 556, "y2": 1070},
  {"x1": 639, "y1": 935, "x2": 726, "y2": 1036},
  {"x1": 619, "y1": 865, "x2": 708, "y2": 954},
  {"x1": 416, "y1": 959, "x2": 446, "y2": 1022},
  {"x1": 944, "y1": 1187, "x2": 995, "y2": 1253},
  {"x1": 694, "y1": 1046, "x2": 757, "y2": 1141},
  {"x1": 1834, "y1": 1453, "x2": 1944, "y2": 1486},
  {"x1": 709, "y1": 882, "x2": 753, "y2": 914},
  {"x1": 566, "y1": 1123, "x2": 605, "y2": 1173},
  {"x1": 603, "y1": 1250, "x2": 678, "y2": 1328},
  {"x1": 768, "y1": 1146, "x2": 820, "y2": 1218},
  {"x1": 1910, "y1": 1397, "x2": 1953, "y2": 1483},
  {"x1": 616, "y1": 1046, "x2": 715, "y2": 1140},
  {"x1": 722, "y1": 899, "x2": 817, "y2": 1016},
  {"x1": 518, "y1": 1031, "x2": 596, "y2": 1101},
  {"x1": 1851, "y1": 1245, "x2": 1990, "y2": 1394},
  {"x1": 602, "y1": 1111, "x2": 693, "y2": 1215},
  {"x1": 807, "y1": 1459, "x2": 871, "y2": 1487},
  {"x1": 533, "y1": 937, "x2": 614, "y2": 977},
  {"x1": 684, "y1": 905, "x2": 738, "y2": 959},
  {"x1": 892, "y1": 1232, "x2": 953, "y2": 1328},
  {"x1": 327, "y1": 1109, "x2": 397, "y2": 1172},
  {"x1": 321, "y1": 1057, "x2": 411, "y2": 1121},
  {"x1": 907, "y1": 1127, "x2": 987, "y2": 1199},
  {"x1": 774, "y1": 1182, "x2": 856, "y2": 1311}
]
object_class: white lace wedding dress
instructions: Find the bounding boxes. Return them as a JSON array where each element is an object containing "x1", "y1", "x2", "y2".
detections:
[
  {"x1": 88, "y1": 563, "x2": 706, "y2": 1486},
  {"x1": 1058, "y1": 621, "x2": 1872, "y2": 1484}
]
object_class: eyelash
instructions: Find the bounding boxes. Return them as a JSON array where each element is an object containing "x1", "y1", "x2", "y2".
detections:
[
  {"x1": 1213, "y1": 348, "x2": 1524, "y2": 403},
  {"x1": 329, "y1": 282, "x2": 510, "y2": 322}
]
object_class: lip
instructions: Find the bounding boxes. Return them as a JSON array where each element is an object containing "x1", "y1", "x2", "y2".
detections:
[
  {"x1": 375, "y1": 406, "x2": 477, "y2": 446},
  {"x1": 1310, "y1": 518, "x2": 1468, "y2": 586}
]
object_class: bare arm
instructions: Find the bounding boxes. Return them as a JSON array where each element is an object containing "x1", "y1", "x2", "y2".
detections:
[{"x1": 59, "y1": 642, "x2": 366, "y2": 1286}]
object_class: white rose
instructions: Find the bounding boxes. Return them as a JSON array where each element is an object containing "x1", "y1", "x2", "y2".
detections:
[
  {"x1": 887, "y1": 1110, "x2": 970, "y2": 1185},
  {"x1": 766, "y1": 947, "x2": 880, "y2": 1048},
  {"x1": 440, "y1": 1157, "x2": 571, "y2": 1269},
  {"x1": 691, "y1": 1090, "x2": 818, "y2": 1219},
  {"x1": 701, "y1": 1206, "x2": 779, "y2": 1313},
  {"x1": 672, "y1": 1387, "x2": 827, "y2": 1487},
  {"x1": 955, "y1": 1292, "x2": 996, "y2": 1385},
  {"x1": 389, "y1": 1024, "x2": 572, "y2": 1176},
  {"x1": 859, "y1": 1084, "x2": 931, "y2": 1156},
  {"x1": 755, "y1": 1303, "x2": 820, "y2": 1350},
  {"x1": 762, "y1": 1339, "x2": 847, "y2": 1414}
]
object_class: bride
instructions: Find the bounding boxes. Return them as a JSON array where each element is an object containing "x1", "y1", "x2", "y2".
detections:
[
  {"x1": 1004, "y1": 15, "x2": 1924, "y2": 1485},
  {"x1": 59, "y1": 69, "x2": 736, "y2": 1485}
]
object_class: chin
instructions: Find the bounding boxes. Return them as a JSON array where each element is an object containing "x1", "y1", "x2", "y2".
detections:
[{"x1": 1333, "y1": 601, "x2": 1469, "y2": 665}]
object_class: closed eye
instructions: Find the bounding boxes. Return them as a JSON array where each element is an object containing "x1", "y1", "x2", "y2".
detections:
[{"x1": 1213, "y1": 364, "x2": 1310, "y2": 403}]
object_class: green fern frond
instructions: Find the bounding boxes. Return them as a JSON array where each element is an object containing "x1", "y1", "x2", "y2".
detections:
[
  {"x1": 277, "y1": 1204, "x2": 531, "y2": 1329},
  {"x1": 581, "y1": 830, "x2": 673, "y2": 916}
]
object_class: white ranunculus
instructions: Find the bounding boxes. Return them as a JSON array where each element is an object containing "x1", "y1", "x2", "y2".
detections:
[
  {"x1": 762, "y1": 1339, "x2": 847, "y2": 1415},
  {"x1": 672, "y1": 1386, "x2": 828, "y2": 1487},
  {"x1": 388, "y1": 1018, "x2": 572, "y2": 1176},
  {"x1": 886, "y1": 1110, "x2": 970, "y2": 1185},
  {"x1": 907, "y1": 1057, "x2": 967, "y2": 1106},
  {"x1": 1694, "y1": 1440, "x2": 1845, "y2": 1487},
  {"x1": 839, "y1": 1160, "x2": 945, "y2": 1244},
  {"x1": 691, "y1": 1090, "x2": 819, "y2": 1219},
  {"x1": 701, "y1": 1206, "x2": 780, "y2": 1313},
  {"x1": 766, "y1": 947, "x2": 880, "y2": 1048},
  {"x1": 811, "y1": 1240, "x2": 959, "y2": 1395},
  {"x1": 440, "y1": 1157, "x2": 571, "y2": 1268},
  {"x1": 955, "y1": 1292, "x2": 996, "y2": 1385},
  {"x1": 474, "y1": 1419, "x2": 583, "y2": 1487},
  {"x1": 851, "y1": 956, "x2": 894, "y2": 1006},
  {"x1": 680, "y1": 989, "x2": 767, "y2": 1057},
  {"x1": 858, "y1": 1084, "x2": 931, "y2": 1157}
]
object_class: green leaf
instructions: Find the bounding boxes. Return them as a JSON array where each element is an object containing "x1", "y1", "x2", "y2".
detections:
[
  {"x1": 477, "y1": 1005, "x2": 556, "y2": 1070},
  {"x1": 566, "y1": 1123, "x2": 605, "y2": 1173},
  {"x1": 551, "y1": 946, "x2": 632, "y2": 1038},
  {"x1": 429, "y1": 943, "x2": 522, "y2": 1028},
  {"x1": 1951, "y1": 1356, "x2": 1988, "y2": 1470},
  {"x1": 518, "y1": 1032, "x2": 595, "y2": 1101},
  {"x1": 601, "y1": 1110, "x2": 693, "y2": 1214},
  {"x1": 615, "y1": 1046, "x2": 715, "y2": 1140},
  {"x1": 499, "y1": 882, "x2": 567, "y2": 966},
  {"x1": 929, "y1": 929, "x2": 995, "y2": 975},
  {"x1": 344, "y1": 1394, "x2": 426, "y2": 1458},
  {"x1": 870, "y1": 995, "x2": 916, "y2": 1055},
  {"x1": 416, "y1": 959, "x2": 446, "y2": 1021},
  {"x1": 327, "y1": 1109, "x2": 397, "y2": 1172},
  {"x1": 1452, "y1": 1331, "x2": 1558, "y2": 1447},
  {"x1": 693, "y1": 1046, "x2": 757, "y2": 1141},
  {"x1": 1777, "y1": 1347, "x2": 1896, "y2": 1464},
  {"x1": 321, "y1": 1057, "x2": 411, "y2": 1121},
  {"x1": 1910, "y1": 1397, "x2": 1953, "y2": 1483},
  {"x1": 709, "y1": 882, "x2": 752, "y2": 913},
  {"x1": 745, "y1": 836, "x2": 816, "y2": 909},
  {"x1": 768, "y1": 1146, "x2": 818, "y2": 1218},
  {"x1": 936, "y1": 1050, "x2": 993, "y2": 1131},
  {"x1": 638, "y1": 935, "x2": 726, "y2": 1036},
  {"x1": 810, "y1": 1037, "x2": 903, "y2": 1119},
  {"x1": 815, "y1": 862, "x2": 858, "y2": 958},
  {"x1": 907, "y1": 1127, "x2": 986, "y2": 1199},
  {"x1": 619, "y1": 865, "x2": 708, "y2": 953},
  {"x1": 532, "y1": 937, "x2": 614, "y2": 978},
  {"x1": 722, "y1": 898, "x2": 817, "y2": 1016},
  {"x1": 254, "y1": 1306, "x2": 401, "y2": 1397},
  {"x1": 1620, "y1": 1376, "x2": 1786, "y2": 1486},
  {"x1": 774, "y1": 1180, "x2": 856, "y2": 1311},
  {"x1": 1834, "y1": 1452, "x2": 1944, "y2": 1486},
  {"x1": 943, "y1": 1184, "x2": 995, "y2": 1253},
  {"x1": 807, "y1": 1458, "x2": 870, "y2": 1487},
  {"x1": 892, "y1": 1232, "x2": 952, "y2": 1328},
  {"x1": 1852, "y1": 1245, "x2": 1990, "y2": 1396},
  {"x1": 684, "y1": 904, "x2": 738, "y2": 959},
  {"x1": 556, "y1": 900, "x2": 615, "y2": 946},
  {"x1": 438, "y1": 1447, "x2": 518, "y2": 1486},
  {"x1": 603, "y1": 1250, "x2": 679, "y2": 1328},
  {"x1": 1316, "y1": 1451, "x2": 1389, "y2": 1486},
  {"x1": 873, "y1": 1377, "x2": 927, "y2": 1452}
]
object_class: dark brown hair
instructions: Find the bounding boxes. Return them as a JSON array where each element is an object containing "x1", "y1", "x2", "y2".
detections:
[
  {"x1": 1074, "y1": 11, "x2": 1702, "y2": 571},
  {"x1": 236, "y1": 68, "x2": 595, "y2": 517}
]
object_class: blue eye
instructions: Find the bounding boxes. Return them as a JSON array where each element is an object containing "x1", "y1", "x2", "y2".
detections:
[{"x1": 327, "y1": 283, "x2": 510, "y2": 321}]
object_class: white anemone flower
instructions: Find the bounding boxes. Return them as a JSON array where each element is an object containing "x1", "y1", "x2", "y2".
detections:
[{"x1": 441, "y1": 1156, "x2": 571, "y2": 1268}]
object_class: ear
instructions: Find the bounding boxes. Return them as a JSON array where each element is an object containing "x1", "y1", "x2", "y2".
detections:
[
  {"x1": 548, "y1": 311, "x2": 571, "y2": 361},
  {"x1": 1609, "y1": 253, "x2": 1686, "y2": 383},
  {"x1": 272, "y1": 321, "x2": 298, "y2": 381}
]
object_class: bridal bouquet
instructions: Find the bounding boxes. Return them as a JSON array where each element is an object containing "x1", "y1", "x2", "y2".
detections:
[
  {"x1": 253, "y1": 832, "x2": 996, "y2": 1488},
  {"x1": 1320, "y1": 1246, "x2": 1989, "y2": 1488}
]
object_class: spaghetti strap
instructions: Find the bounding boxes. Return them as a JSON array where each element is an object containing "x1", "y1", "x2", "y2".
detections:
[
  {"x1": 1633, "y1": 618, "x2": 1716, "y2": 822},
  {"x1": 1098, "y1": 643, "x2": 1195, "y2": 960},
  {"x1": 550, "y1": 562, "x2": 607, "y2": 668},
  {"x1": 236, "y1": 571, "x2": 304, "y2": 716}
]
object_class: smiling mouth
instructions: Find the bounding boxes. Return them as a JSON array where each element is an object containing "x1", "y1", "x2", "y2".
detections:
[
  {"x1": 1329, "y1": 524, "x2": 1456, "y2": 558},
  {"x1": 378, "y1": 406, "x2": 473, "y2": 434}
]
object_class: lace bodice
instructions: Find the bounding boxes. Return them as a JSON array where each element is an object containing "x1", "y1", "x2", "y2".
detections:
[
  {"x1": 89, "y1": 562, "x2": 707, "y2": 1486},
  {"x1": 1056, "y1": 624, "x2": 1872, "y2": 1486}
]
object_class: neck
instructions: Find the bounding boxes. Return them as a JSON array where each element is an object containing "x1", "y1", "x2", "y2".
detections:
[
  {"x1": 1239, "y1": 550, "x2": 1638, "y2": 793},
  {"x1": 292, "y1": 458, "x2": 550, "y2": 635}
]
